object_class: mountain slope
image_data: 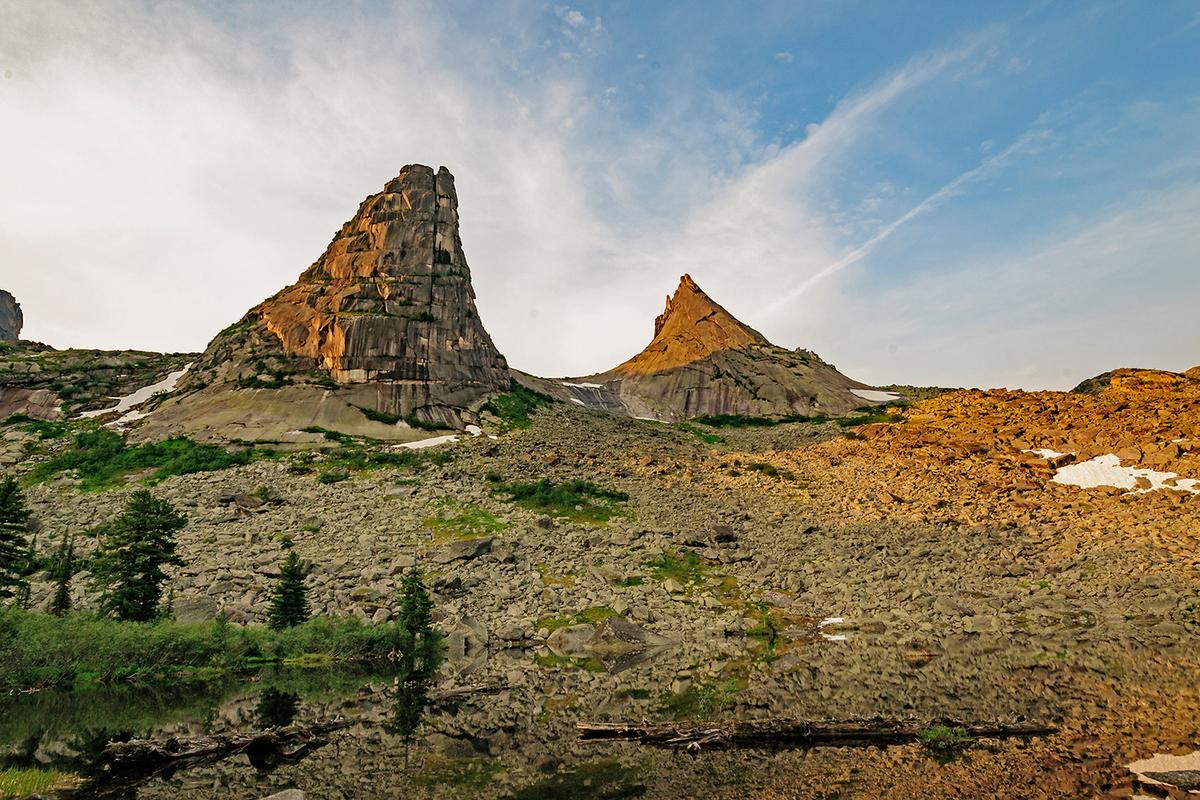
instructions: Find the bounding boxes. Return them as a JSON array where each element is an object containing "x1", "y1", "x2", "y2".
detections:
[{"x1": 523, "y1": 274, "x2": 886, "y2": 421}]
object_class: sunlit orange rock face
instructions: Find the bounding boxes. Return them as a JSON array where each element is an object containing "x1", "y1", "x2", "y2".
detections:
[
  {"x1": 256, "y1": 165, "x2": 507, "y2": 393},
  {"x1": 187, "y1": 165, "x2": 510, "y2": 425},
  {"x1": 612, "y1": 274, "x2": 769, "y2": 375}
]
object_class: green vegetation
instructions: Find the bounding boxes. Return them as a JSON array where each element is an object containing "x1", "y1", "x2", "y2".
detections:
[
  {"x1": 508, "y1": 758, "x2": 644, "y2": 800},
  {"x1": 655, "y1": 677, "x2": 742, "y2": 719},
  {"x1": 48, "y1": 533, "x2": 75, "y2": 616},
  {"x1": 90, "y1": 490, "x2": 188, "y2": 622},
  {"x1": 673, "y1": 422, "x2": 726, "y2": 444},
  {"x1": 414, "y1": 757, "x2": 503, "y2": 793},
  {"x1": 482, "y1": 379, "x2": 554, "y2": 428},
  {"x1": 0, "y1": 609, "x2": 430, "y2": 691},
  {"x1": 317, "y1": 468, "x2": 350, "y2": 484},
  {"x1": 424, "y1": 498, "x2": 509, "y2": 540},
  {"x1": 306, "y1": 432, "x2": 454, "y2": 475},
  {"x1": 536, "y1": 605, "x2": 619, "y2": 633},
  {"x1": 491, "y1": 478, "x2": 628, "y2": 523},
  {"x1": 690, "y1": 407, "x2": 906, "y2": 429},
  {"x1": 0, "y1": 476, "x2": 31, "y2": 602},
  {"x1": 533, "y1": 652, "x2": 606, "y2": 672},
  {"x1": 2, "y1": 414, "x2": 69, "y2": 440},
  {"x1": 267, "y1": 551, "x2": 310, "y2": 630},
  {"x1": 397, "y1": 568, "x2": 436, "y2": 664},
  {"x1": 25, "y1": 427, "x2": 259, "y2": 491},
  {"x1": 745, "y1": 461, "x2": 797, "y2": 480},
  {"x1": 0, "y1": 767, "x2": 77, "y2": 797},
  {"x1": 917, "y1": 724, "x2": 973, "y2": 761},
  {"x1": 644, "y1": 551, "x2": 707, "y2": 585},
  {"x1": 879, "y1": 384, "x2": 955, "y2": 402},
  {"x1": 355, "y1": 405, "x2": 448, "y2": 431}
]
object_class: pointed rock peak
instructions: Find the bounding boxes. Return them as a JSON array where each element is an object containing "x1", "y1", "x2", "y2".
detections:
[{"x1": 616, "y1": 275, "x2": 770, "y2": 375}]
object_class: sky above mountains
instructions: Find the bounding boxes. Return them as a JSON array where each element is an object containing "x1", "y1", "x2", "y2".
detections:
[{"x1": 2, "y1": 0, "x2": 1198, "y2": 390}]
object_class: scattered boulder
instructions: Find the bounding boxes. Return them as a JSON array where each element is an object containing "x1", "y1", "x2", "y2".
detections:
[{"x1": 431, "y1": 537, "x2": 494, "y2": 564}]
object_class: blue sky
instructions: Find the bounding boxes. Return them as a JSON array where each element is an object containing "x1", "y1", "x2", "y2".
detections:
[{"x1": 1, "y1": 0, "x2": 1198, "y2": 388}]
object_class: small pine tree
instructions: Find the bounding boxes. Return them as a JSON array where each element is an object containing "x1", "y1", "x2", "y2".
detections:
[
  {"x1": 49, "y1": 532, "x2": 75, "y2": 616},
  {"x1": 0, "y1": 476, "x2": 31, "y2": 603},
  {"x1": 398, "y1": 567, "x2": 433, "y2": 639},
  {"x1": 90, "y1": 489, "x2": 187, "y2": 622},
  {"x1": 268, "y1": 550, "x2": 310, "y2": 630}
]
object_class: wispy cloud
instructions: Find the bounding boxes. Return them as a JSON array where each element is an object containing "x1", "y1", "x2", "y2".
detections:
[{"x1": 763, "y1": 124, "x2": 1053, "y2": 314}]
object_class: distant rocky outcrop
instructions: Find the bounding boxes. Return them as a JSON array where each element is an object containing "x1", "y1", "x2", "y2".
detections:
[
  {"x1": 522, "y1": 274, "x2": 881, "y2": 421},
  {"x1": 0, "y1": 291, "x2": 22, "y2": 341},
  {"x1": 143, "y1": 165, "x2": 510, "y2": 442}
]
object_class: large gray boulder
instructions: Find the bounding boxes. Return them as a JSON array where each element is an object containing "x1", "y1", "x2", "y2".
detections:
[{"x1": 0, "y1": 291, "x2": 21, "y2": 341}]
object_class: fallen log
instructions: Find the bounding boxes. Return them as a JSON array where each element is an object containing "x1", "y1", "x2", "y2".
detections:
[
  {"x1": 98, "y1": 719, "x2": 353, "y2": 777},
  {"x1": 577, "y1": 718, "x2": 1056, "y2": 751}
]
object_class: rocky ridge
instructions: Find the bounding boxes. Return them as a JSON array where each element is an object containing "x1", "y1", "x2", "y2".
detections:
[{"x1": 526, "y1": 274, "x2": 878, "y2": 421}]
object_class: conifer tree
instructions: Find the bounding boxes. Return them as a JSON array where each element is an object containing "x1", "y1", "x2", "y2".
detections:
[
  {"x1": 267, "y1": 550, "x2": 310, "y2": 630},
  {"x1": 0, "y1": 476, "x2": 31, "y2": 603},
  {"x1": 398, "y1": 567, "x2": 433, "y2": 639},
  {"x1": 397, "y1": 566, "x2": 437, "y2": 671},
  {"x1": 90, "y1": 489, "x2": 187, "y2": 622},
  {"x1": 49, "y1": 532, "x2": 75, "y2": 616}
]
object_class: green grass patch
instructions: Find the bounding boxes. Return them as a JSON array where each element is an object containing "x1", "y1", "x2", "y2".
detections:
[
  {"x1": 644, "y1": 551, "x2": 708, "y2": 585},
  {"x1": 481, "y1": 379, "x2": 554, "y2": 428},
  {"x1": 536, "y1": 606, "x2": 619, "y2": 633},
  {"x1": 655, "y1": 677, "x2": 742, "y2": 719},
  {"x1": 414, "y1": 756, "x2": 503, "y2": 793},
  {"x1": 424, "y1": 498, "x2": 509, "y2": 540},
  {"x1": 492, "y1": 478, "x2": 628, "y2": 523},
  {"x1": 317, "y1": 469, "x2": 350, "y2": 484},
  {"x1": 533, "y1": 563, "x2": 576, "y2": 587},
  {"x1": 917, "y1": 724, "x2": 973, "y2": 761},
  {"x1": 0, "y1": 766, "x2": 78, "y2": 797},
  {"x1": 691, "y1": 413, "x2": 827, "y2": 427},
  {"x1": 0, "y1": 609, "x2": 438, "y2": 691},
  {"x1": 673, "y1": 422, "x2": 726, "y2": 444},
  {"x1": 2, "y1": 414, "x2": 70, "y2": 440},
  {"x1": 745, "y1": 462, "x2": 797, "y2": 480},
  {"x1": 355, "y1": 406, "x2": 449, "y2": 431},
  {"x1": 25, "y1": 427, "x2": 260, "y2": 491}
]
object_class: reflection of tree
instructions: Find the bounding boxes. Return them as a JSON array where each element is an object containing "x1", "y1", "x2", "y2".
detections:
[
  {"x1": 256, "y1": 687, "x2": 300, "y2": 729},
  {"x1": 384, "y1": 673, "x2": 431, "y2": 741},
  {"x1": 384, "y1": 568, "x2": 443, "y2": 750}
]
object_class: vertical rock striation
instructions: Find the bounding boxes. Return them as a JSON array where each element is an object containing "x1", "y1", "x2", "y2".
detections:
[{"x1": 181, "y1": 165, "x2": 510, "y2": 431}]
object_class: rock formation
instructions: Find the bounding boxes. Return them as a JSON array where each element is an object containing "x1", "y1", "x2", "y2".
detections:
[
  {"x1": 143, "y1": 165, "x2": 510, "y2": 442},
  {"x1": 522, "y1": 274, "x2": 883, "y2": 421},
  {"x1": 0, "y1": 291, "x2": 22, "y2": 341}
]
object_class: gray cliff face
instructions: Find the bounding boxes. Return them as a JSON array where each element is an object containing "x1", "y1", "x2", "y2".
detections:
[{"x1": 0, "y1": 291, "x2": 22, "y2": 341}]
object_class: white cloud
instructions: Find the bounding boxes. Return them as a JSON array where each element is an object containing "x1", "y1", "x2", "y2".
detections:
[{"x1": 775, "y1": 51, "x2": 794, "y2": 63}]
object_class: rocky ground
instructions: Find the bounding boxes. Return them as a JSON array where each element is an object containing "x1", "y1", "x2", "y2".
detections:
[{"x1": 6, "y1": 369, "x2": 1200, "y2": 798}]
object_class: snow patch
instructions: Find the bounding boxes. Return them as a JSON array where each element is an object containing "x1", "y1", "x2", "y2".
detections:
[
  {"x1": 395, "y1": 434, "x2": 459, "y2": 450},
  {"x1": 1128, "y1": 750, "x2": 1200, "y2": 789},
  {"x1": 464, "y1": 424, "x2": 482, "y2": 437},
  {"x1": 851, "y1": 389, "x2": 904, "y2": 403},
  {"x1": 570, "y1": 398, "x2": 586, "y2": 406},
  {"x1": 1051, "y1": 453, "x2": 1200, "y2": 495},
  {"x1": 562, "y1": 381, "x2": 603, "y2": 389},
  {"x1": 80, "y1": 363, "x2": 192, "y2": 424}
]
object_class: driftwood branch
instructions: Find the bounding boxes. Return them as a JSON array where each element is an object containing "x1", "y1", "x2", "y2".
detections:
[
  {"x1": 99, "y1": 719, "x2": 353, "y2": 777},
  {"x1": 577, "y1": 718, "x2": 1056, "y2": 751}
]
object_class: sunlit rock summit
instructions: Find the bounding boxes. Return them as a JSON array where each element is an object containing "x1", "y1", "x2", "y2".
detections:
[
  {"x1": 523, "y1": 274, "x2": 884, "y2": 421},
  {"x1": 145, "y1": 165, "x2": 509, "y2": 442}
]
